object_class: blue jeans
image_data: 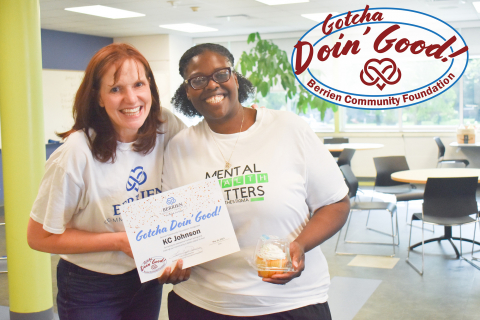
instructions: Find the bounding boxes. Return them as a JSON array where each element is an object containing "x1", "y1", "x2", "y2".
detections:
[{"x1": 57, "y1": 259, "x2": 162, "y2": 320}]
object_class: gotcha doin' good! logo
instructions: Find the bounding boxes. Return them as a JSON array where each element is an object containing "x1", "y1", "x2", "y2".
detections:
[
  {"x1": 292, "y1": 5, "x2": 469, "y2": 110},
  {"x1": 140, "y1": 256, "x2": 167, "y2": 274}
]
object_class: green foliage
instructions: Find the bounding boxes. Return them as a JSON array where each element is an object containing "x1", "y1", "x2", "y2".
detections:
[
  {"x1": 465, "y1": 59, "x2": 480, "y2": 83},
  {"x1": 403, "y1": 89, "x2": 457, "y2": 125},
  {"x1": 237, "y1": 32, "x2": 336, "y2": 120}
]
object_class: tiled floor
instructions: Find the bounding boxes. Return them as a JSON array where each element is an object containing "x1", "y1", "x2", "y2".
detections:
[{"x1": 1, "y1": 188, "x2": 480, "y2": 319}]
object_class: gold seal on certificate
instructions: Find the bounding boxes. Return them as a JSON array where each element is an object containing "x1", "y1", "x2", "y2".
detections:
[{"x1": 120, "y1": 178, "x2": 240, "y2": 283}]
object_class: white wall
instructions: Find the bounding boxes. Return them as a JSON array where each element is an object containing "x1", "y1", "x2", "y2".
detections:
[{"x1": 169, "y1": 35, "x2": 194, "y2": 99}]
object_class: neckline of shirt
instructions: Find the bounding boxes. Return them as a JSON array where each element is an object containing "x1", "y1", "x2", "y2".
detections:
[
  {"x1": 117, "y1": 140, "x2": 135, "y2": 151},
  {"x1": 203, "y1": 108, "x2": 264, "y2": 140}
]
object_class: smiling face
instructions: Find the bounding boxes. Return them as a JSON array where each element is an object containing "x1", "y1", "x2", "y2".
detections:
[
  {"x1": 98, "y1": 59, "x2": 152, "y2": 142},
  {"x1": 184, "y1": 51, "x2": 241, "y2": 123}
]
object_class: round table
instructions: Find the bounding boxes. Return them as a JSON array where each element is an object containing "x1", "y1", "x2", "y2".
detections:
[
  {"x1": 391, "y1": 167, "x2": 480, "y2": 257},
  {"x1": 325, "y1": 143, "x2": 384, "y2": 152},
  {"x1": 391, "y1": 168, "x2": 480, "y2": 184},
  {"x1": 449, "y1": 142, "x2": 480, "y2": 148}
]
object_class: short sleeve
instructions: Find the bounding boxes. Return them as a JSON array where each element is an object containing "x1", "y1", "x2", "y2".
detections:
[
  {"x1": 161, "y1": 108, "x2": 187, "y2": 145},
  {"x1": 30, "y1": 160, "x2": 86, "y2": 234},
  {"x1": 302, "y1": 127, "x2": 349, "y2": 213}
]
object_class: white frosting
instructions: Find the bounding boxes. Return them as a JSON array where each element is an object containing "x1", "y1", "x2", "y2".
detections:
[{"x1": 257, "y1": 243, "x2": 286, "y2": 260}]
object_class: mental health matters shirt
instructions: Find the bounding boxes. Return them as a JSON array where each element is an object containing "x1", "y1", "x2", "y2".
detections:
[
  {"x1": 30, "y1": 108, "x2": 185, "y2": 274},
  {"x1": 162, "y1": 108, "x2": 348, "y2": 316}
]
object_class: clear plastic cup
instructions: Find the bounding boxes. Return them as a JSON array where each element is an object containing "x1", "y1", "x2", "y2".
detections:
[{"x1": 253, "y1": 235, "x2": 292, "y2": 278}]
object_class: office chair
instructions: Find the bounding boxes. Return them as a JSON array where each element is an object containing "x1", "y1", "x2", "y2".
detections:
[
  {"x1": 323, "y1": 137, "x2": 349, "y2": 157},
  {"x1": 372, "y1": 156, "x2": 425, "y2": 228},
  {"x1": 406, "y1": 177, "x2": 479, "y2": 275},
  {"x1": 337, "y1": 148, "x2": 356, "y2": 167},
  {"x1": 433, "y1": 137, "x2": 469, "y2": 168},
  {"x1": 46, "y1": 142, "x2": 63, "y2": 160},
  {"x1": 472, "y1": 217, "x2": 480, "y2": 267},
  {"x1": 335, "y1": 165, "x2": 399, "y2": 257}
]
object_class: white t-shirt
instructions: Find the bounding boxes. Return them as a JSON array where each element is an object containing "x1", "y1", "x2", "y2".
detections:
[
  {"x1": 30, "y1": 109, "x2": 185, "y2": 274},
  {"x1": 162, "y1": 108, "x2": 348, "y2": 316}
]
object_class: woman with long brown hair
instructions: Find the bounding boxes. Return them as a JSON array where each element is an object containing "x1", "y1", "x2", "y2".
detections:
[{"x1": 27, "y1": 43, "x2": 190, "y2": 319}]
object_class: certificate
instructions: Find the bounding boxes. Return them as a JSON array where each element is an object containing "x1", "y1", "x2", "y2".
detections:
[{"x1": 120, "y1": 178, "x2": 240, "y2": 283}]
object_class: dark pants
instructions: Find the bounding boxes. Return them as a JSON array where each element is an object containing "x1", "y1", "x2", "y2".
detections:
[
  {"x1": 168, "y1": 290, "x2": 332, "y2": 320},
  {"x1": 57, "y1": 259, "x2": 162, "y2": 320}
]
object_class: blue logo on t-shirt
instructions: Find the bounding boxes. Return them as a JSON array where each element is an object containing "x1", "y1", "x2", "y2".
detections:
[
  {"x1": 166, "y1": 197, "x2": 176, "y2": 205},
  {"x1": 126, "y1": 166, "x2": 147, "y2": 191}
]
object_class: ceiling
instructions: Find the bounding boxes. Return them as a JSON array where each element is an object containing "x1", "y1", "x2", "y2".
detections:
[{"x1": 40, "y1": 0, "x2": 480, "y2": 39}]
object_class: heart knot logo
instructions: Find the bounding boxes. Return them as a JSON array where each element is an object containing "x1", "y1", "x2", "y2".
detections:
[{"x1": 360, "y1": 58, "x2": 402, "y2": 91}]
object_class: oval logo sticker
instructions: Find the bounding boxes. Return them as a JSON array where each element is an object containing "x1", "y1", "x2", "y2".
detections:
[
  {"x1": 140, "y1": 256, "x2": 167, "y2": 274},
  {"x1": 292, "y1": 5, "x2": 469, "y2": 110}
]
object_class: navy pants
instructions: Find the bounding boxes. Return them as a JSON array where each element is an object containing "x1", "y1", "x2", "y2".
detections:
[
  {"x1": 168, "y1": 290, "x2": 332, "y2": 320},
  {"x1": 57, "y1": 259, "x2": 162, "y2": 320}
]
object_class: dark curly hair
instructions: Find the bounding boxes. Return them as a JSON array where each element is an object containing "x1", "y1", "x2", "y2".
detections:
[{"x1": 171, "y1": 43, "x2": 255, "y2": 117}]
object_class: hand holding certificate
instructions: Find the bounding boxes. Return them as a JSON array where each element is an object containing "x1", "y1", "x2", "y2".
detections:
[{"x1": 120, "y1": 178, "x2": 240, "y2": 283}]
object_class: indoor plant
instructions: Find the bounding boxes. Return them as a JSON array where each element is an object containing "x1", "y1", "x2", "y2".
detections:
[{"x1": 238, "y1": 32, "x2": 337, "y2": 120}]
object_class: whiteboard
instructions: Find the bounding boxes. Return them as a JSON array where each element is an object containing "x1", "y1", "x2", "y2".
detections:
[{"x1": 42, "y1": 69, "x2": 84, "y2": 143}]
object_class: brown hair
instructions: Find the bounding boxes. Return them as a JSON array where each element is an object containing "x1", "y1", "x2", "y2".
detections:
[{"x1": 58, "y1": 43, "x2": 163, "y2": 163}]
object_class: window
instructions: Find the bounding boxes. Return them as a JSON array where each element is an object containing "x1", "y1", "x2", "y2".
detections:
[
  {"x1": 402, "y1": 82, "x2": 460, "y2": 130},
  {"x1": 256, "y1": 90, "x2": 335, "y2": 132},
  {"x1": 343, "y1": 108, "x2": 399, "y2": 131},
  {"x1": 463, "y1": 57, "x2": 480, "y2": 126},
  {"x1": 340, "y1": 60, "x2": 480, "y2": 132}
]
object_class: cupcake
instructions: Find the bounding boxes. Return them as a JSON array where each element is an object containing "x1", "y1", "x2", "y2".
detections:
[{"x1": 255, "y1": 242, "x2": 289, "y2": 278}]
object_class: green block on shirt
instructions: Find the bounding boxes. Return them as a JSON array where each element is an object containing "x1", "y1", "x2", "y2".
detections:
[
  {"x1": 245, "y1": 174, "x2": 256, "y2": 184},
  {"x1": 257, "y1": 173, "x2": 268, "y2": 183},
  {"x1": 233, "y1": 176, "x2": 244, "y2": 186},
  {"x1": 222, "y1": 178, "x2": 232, "y2": 188}
]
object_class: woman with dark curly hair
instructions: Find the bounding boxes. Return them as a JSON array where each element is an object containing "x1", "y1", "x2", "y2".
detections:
[
  {"x1": 162, "y1": 43, "x2": 350, "y2": 319},
  {"x1": 27, "y1": 43, "x2": 190, "y2": 319}
]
